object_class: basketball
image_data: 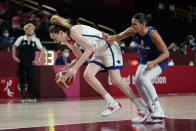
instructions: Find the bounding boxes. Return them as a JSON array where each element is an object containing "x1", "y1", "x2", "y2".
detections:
[{"x1": 55, "y1": 71, "x2": 74, "y2": 88}]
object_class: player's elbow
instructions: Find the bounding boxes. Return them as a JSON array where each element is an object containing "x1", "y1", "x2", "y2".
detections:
[{"x1": 164, "y1": 50, "x2": 169, "y2": 58}]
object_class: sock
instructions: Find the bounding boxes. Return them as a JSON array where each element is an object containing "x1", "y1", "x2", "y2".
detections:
[
  {"x1": 134, "y1": 98, "x2": 145, "y2": 109},
  {"x1": 104, "y1": 93, "x2": 115, "y2": 104}
]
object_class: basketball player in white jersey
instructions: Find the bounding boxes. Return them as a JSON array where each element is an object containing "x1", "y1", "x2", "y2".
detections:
[{"x1": 49, "y1": 15, "x2": 149, "y2": 117}]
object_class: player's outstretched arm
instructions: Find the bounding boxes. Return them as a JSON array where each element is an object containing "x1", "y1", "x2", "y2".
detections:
[{"x1": 102, "y1": 27, "x2": 135, "y2": 43}]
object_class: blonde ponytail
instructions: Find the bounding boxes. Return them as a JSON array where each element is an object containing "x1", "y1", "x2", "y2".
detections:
[
  {"x1": 49, "y1": 15, "x2": 71, "y2": 33},
  {"x1": 50, "y1": 15, "x2": 71, "y2": 29}
]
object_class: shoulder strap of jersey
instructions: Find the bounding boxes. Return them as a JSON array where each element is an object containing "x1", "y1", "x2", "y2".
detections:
[
  {"x1": 146, "y1": 26, "x2": 155, "y2": 37},
  {"x1": 66, "y1": 26, "x2": 77, "y2": 45},
  {"x1": 147, "y1": 26, "x2": 159, "y2": 37},
  {"x1": 67, "y1": 26, "x2": 73, "y2": 40}
]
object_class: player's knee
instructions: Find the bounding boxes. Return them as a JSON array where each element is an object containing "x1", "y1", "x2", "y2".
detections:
[
  {"x1": 110, "y1": 77, "x2": 122, "y2": 86},
  {"x1": 83, "y1": 72, "x2": 94, "y2": 81}
]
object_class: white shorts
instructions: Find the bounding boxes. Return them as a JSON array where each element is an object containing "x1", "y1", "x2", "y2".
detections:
[{"x1": 89, "y1": 42, "x2": 123, "y2": 70}]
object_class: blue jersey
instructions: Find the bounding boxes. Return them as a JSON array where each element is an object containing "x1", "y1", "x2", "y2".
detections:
[{"x1": 134, "y1": 26, "x2": 168, "y2": 72}]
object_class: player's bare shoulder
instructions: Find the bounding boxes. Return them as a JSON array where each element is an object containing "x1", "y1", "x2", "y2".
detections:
[
  {"x1": 71, "y1": 25, "x2": 82, "y2": 31},
  {"x1": 150, "y1": 29, "x2": 161, "y2": 39},
  {"x1": 70, "y1": 25, "x2": 83, "y2": 36},
  {"x1": 149, "y1": 29, "x2": 164, "y2": 46}
]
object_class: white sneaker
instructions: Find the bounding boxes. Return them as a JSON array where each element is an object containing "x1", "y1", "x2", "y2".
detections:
[
  {"x1": 101, "y1": 101, "x2": 122, "y2": 117},
  {"x1": 21, "y1": 98, "x2": 28, "y2": 103},
  {"x1": 132, "y1": 107, "x2": 151, "y2": 123},
  {"x1": 28, "y1": 98, "x2": 37, "y2": 103},
  {"x1": 151, "y1": 107, "x2": 166, "y2": 119},
  {"x1": 146, "y1": 117, "x2": 163, "y2": 124}
]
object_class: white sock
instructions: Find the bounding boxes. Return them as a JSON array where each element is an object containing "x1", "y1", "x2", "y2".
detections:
[
  {"x1": 134, "y1": 98, "x2": 144, "y2": 110},
  {"x1": 104, "y1": 93, "x2": 115, "y2": 104}
]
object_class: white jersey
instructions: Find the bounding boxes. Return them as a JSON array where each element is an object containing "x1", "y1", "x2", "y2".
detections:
[
  {"x1": 72, "y1": 25, "x2": 117, "y2": 56},
  {"x1": 81, "y1": 25, "x2": 107, "y2": 51},
  {"x1": 70, "y1": 25, "x2": 123, "y2": 70}
]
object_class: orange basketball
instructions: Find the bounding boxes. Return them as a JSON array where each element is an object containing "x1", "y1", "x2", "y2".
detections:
[{"x1": 55, "y1": 71, "x2": 74, "y2": 88}]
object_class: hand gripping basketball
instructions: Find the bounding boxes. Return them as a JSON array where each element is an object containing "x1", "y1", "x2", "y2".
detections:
[{"x1": 55, "y1": 71, "x2": 74, "y2": 88}]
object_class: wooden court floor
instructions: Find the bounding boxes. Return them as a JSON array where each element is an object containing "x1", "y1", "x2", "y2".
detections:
[{"x1": 0, "y1": 93, "x2": 196, "y2": 131}]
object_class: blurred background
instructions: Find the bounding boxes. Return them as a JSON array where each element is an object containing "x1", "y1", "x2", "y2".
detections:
[
  {"x1": 0, "y1": 0, "x2": 196, "y2": 99},
  {"x1": 0, "y1": 0, "x2": 196, "y2": 52}
]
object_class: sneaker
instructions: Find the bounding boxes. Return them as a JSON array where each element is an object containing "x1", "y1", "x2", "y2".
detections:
[
  {"x1": 21, "y1": 91, "x2": 27, "y2": 102},
  {"x1": 101, "y1": 101, "x2": 121, "y2": 117},
  {"x1": 146, "y1": 117, "x2": 163, "y2": 124},
  {"x1": 21, "y1": 97, "x2": 28, "y2": 102},
  {"x1": 28, "y1": 98, "x2": 37, "y2": 103},
  {"x1": 21, "y1": 96, "x2": 27, "y2": 102},
  {"x1": 132, "y1": 107, "x2": 151, "y2": 123},
  {"x1": 151, "y1": 107, "x2": 166, "y2": 119}
]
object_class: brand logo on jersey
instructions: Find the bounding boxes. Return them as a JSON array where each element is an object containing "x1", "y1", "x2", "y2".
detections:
[{"x1": 135, "y1": 43, "x2": 150, "y2": 50}]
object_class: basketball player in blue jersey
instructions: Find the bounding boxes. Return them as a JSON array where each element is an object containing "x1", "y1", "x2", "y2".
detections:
[
  {"x1": 48, "y1": 15, "x2": 148, "y2": 117},
  {"x1": 103, "y1": 13, "x2": 169, "y2": 123}
]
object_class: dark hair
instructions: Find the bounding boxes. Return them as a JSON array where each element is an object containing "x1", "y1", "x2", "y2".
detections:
[{"x1": 132, "y1": 13, "x2": 152, "y2": 24}]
